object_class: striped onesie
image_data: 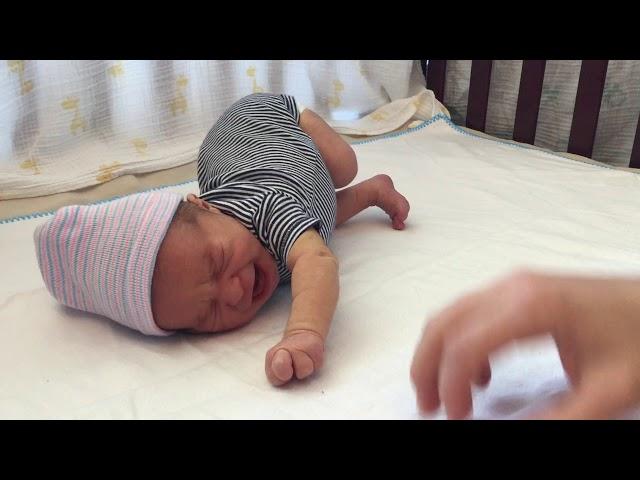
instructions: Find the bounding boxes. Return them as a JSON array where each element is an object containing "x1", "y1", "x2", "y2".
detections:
[{"x1": 197, "y1": 93, "x2": 338, "y2": 283}]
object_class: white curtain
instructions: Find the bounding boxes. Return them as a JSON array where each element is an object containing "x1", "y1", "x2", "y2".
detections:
[{"x1": 0, "y1": 60, "x2": 429, "y2": 200}]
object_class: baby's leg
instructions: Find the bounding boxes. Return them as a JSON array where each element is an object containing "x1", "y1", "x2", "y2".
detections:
[
  {"x1": 300, "y1": 109, "x2": 358, "y2": 188},
  {"x1": 336, "y1": 174, "x2": 410, "y2": 229},
  {"x1": 298, "y1": 109, "x2": 408, "y2": 227}
]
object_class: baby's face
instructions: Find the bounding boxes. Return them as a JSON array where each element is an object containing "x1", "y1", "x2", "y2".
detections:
[{"x1": 151, "y1": 204, "x2": 279, "y2": 333}]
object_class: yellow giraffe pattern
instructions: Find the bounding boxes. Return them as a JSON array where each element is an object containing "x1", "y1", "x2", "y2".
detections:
[
  {"x1": 131, "y1": 138, "x2": 148, "y2": 155},
  {"x1": 327, "y1": 80, "x2": 344, "y2": 108},
  {"x1": 7, "y1": 60, "x2": 34, "y2": 95},
  {"x1": 371, "y1": 111, "x2": 388, "y2": 122},
  {"x1": 96, "y1": 161, "x2": 122, "y2": 183},
  {"x1": 169, "y1": 75, "x2": 189, "y2": 116},
  {"x1": 356, "y1": 60, "x2": 366, "y2": 77},
  {"x1": 20, "y1": 157, "x2": 41, "y2": 174},
  {"x1": 61, "y1": 97, "x2": 87, "y2": 135},
  {"x1": 246, "y1": 66, "x2": 264, "y2": 93},
  {"x1": 108, "y1": 61, "x2": 125, "y2": 77}
]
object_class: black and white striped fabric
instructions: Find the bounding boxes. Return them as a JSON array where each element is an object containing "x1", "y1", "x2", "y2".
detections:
[{"x1": 197, "y1": 93, "x2": 337, "y2": 283}]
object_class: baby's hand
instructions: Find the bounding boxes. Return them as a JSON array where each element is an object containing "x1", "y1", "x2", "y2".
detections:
[{"x1": 265, "y1": 330, "x2": 324, "y2": 386}]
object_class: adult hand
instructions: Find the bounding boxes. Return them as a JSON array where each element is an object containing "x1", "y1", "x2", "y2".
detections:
[{"x1": 410, "y1": 271, "x2": 640, "y2": 419}]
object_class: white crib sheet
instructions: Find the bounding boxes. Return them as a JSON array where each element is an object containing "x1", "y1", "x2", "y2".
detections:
[{"x1": 2, "y1": 114, "x2": 640, "y2": 419}]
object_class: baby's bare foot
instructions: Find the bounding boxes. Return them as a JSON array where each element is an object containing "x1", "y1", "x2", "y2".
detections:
[{"x1": 373, "y1": 174, "x2": 410, "y2": 230}]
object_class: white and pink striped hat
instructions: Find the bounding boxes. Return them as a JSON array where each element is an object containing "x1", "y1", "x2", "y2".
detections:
[{"x1": 33, "y1": 191, "x2": 183, "y2": 336}]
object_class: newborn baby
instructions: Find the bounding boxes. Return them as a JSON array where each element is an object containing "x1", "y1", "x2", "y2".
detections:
[{"x1": 35, "y1": 93, "x2": 410, "y2": 386}]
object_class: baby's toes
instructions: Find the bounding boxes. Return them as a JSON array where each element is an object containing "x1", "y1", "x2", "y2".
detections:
[
  {"x1": 392, "y1": 216, "x2": 406, "y2": 230},
  {"x1": 392, "y1": 201, "x2": 410, "y2": 229}
]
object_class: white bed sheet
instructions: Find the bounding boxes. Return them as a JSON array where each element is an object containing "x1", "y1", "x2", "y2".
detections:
[{"x1": 2, "y1": 114, "x2": 640, "y2": 419}]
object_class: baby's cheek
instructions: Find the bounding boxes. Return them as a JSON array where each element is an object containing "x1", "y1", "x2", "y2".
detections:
[{"x1": 152, "y1": 285, "x2": 195, "y2": 332}]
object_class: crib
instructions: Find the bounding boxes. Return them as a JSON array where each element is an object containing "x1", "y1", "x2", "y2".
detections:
[{"x1": 1, "y1": 60, "x2": 639, "y2": 419}]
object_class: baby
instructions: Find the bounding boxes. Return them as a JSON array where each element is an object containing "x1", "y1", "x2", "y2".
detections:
[{"x1": 35, "y1": 93, "x2": 410, "y2": 386}]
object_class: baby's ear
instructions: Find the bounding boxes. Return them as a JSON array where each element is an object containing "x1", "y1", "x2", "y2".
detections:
[{"x1": 186, "y1": 194, "x2": 219, "y2": 213}]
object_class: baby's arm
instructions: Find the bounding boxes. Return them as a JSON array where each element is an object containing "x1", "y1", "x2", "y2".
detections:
[{"x1": 265, "y1": 228, "x2": 339, "y2": 386}]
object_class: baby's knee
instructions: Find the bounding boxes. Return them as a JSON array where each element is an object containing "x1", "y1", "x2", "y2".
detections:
[
  {"x1": 345, "y1": 146, "x2": 357, "y2": 176},
  {"x1": 334, "y1": 146, "x2": 358, "y2": 187}
]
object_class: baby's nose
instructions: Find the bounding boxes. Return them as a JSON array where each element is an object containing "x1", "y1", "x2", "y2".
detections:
[{"x1": 222, "y1": 277, "x2": 244, "y2": 307}]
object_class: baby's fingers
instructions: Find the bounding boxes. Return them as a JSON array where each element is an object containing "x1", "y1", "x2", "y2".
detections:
[
  {"x1": 291, "y1": 350, "x2": 316, "y2": 380},
  {"x1": 266, "y1": 349, "x2": 294, "y2": 386}
]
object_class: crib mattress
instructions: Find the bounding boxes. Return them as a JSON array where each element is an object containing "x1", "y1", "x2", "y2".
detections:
[{"x1": 2, "y1": 114, "x2": 640, "y2": 419}]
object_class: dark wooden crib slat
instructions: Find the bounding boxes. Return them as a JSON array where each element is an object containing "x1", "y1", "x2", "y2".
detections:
[
  {"x1": 513, "y1": 60, "x2": 547, "y2": 145},
  {"x1": 567, "y1": 60, "x2": 609, "y2": 158},
  {"x1": 426, "y1": 60, "x2": 447, "y2": 103},
  {"x1": 466, "y1": 60, "x2": 493, "y2": 132},
  {"x1": 631, "y1": 114, "x2": 640, "y2": 169}
]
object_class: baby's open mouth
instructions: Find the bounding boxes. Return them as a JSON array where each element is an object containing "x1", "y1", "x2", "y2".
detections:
[{"x1": 252, "y1": 263, "x2": 265, "y2": 299}]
